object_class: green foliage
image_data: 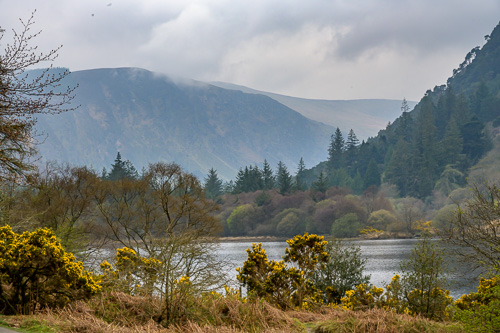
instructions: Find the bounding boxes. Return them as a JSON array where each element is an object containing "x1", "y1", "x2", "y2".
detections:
[
  {"x1": 454, "y1": 275, "x2": 500, "y2": 332},
  {"x1": 313, "y1": 239, "x2": 370, "y2": 304},
  {"x1": 275, "y1": 210, "x2": 306, "y2": 237},
  {"x1": 204, "y1": 168, "x2": 223, "y2": 200},
  {"x1": 0, "y1": 226, "x2": 100, "y2": 315},
  {"x1": 367, "y1": 209, "x2": 397, "y2": 230},
  {"x1": 276, "y1": 161, "x2": 293, "y2": 195},
  {"x1": 330, "y1": 213, "x2": 361, "y2": 238},
  {"x1": 328, "y1": 127, "x2": 345, "y2": 169},
  {"x1": 363, "y1": 158, "x2": 381, "y2": 189},
  {"x1": 399, "y1": 233, "x2": 452, "y2": 320},
  {"x1": 312, "y1": 171, "x2": 328, "y2": 193},
  {"x1": 105, "y1": 152, "x2": 139, "y2": 180},
  {"x1": 226, "y1": 204, "x2": 258, "y2": 236}
]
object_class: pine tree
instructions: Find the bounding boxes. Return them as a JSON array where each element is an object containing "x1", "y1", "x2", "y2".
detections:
[
  {"x1": 412, "y1": 96, "x2": 439, "y2": 198},
  {"x1": 107, "y1": 152, "x2": 138, "y2": 180},
  {"x1": 204, "y1": 168, "x2": 223, "y2": 200},
  {"x1": 395, "y1": 98, "x2": 414, "y2": 142},
  {"x1": 328, "y1": 127, "x2": 345, "y2": 169},
  {"x1": 363, "y1": 158, "x2": 381, "y2": 189},
  {"x1": 312, "y1": 171, "x2": 328, "y2": 193},
  {"x1": 262, "y1": 159, "x2": 275, "y2": 190},
  {"x1": 248, "y1": 165, "x2": 263, "y2": 191},
  {"x1": 345, "y1": 129, "x2": 359, "y2": 173},
  {"x1": 295, "y1": 157, "x2": 307, "y2": 191},
  {"x1": 276, "y1": 161, "x2": 292, "y2": 195}
]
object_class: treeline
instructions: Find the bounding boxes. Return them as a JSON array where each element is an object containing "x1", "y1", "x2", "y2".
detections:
[
  {"x1": 206, "y1": 21, "x2": 500, "y2": 202},
  {"x1": 208, "y1": 80, "x2": 497, "y2": 202},
  {"x1": 213, "y1": 184, "x2": 462, "y2": 238},
  {"x1": 0, "y1": 155, "x2": 220, "y2": 257}
]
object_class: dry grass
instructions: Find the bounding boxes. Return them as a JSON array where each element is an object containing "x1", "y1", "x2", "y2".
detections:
[
  {"x1": 309, "y1": 308, "x2": 464, "y2": 333},
  {"x1": 0, "y1": 293, "x2": 465, "y2": 333}
]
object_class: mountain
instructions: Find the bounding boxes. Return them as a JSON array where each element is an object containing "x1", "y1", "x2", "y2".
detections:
[
  {"x1": 210, "y1": 82, "x2": 416, "y2": 139},
  {"x1": 34, "y1": 67, "x2": 334, "y2": 180},
  {"x1": 305, "y1": 20, "x2": 500, "y2": 199}
]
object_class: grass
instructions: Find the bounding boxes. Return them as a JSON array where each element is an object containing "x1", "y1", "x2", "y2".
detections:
[{"x1": 0, "y1": 292, "x2": 466, "y2": 333}]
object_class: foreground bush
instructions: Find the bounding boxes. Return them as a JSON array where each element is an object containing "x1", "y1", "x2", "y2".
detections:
[
  {"x1": 0, "y1": 225, "x2": 100, "y2": 315},
  {"x1": 454, "y1": 275, "x2": 500, "y2": 332}
]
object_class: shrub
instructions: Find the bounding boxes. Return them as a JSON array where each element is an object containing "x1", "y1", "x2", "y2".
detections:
[
  {"x1": 331, "y1": 213, "x2": 361, "y2": 238},
  {"x1": 340, "y1": 284, "x2": 384, "y2": 311},
  {"x1": 399, "y1": 233, "x2": 452, "y2": 320},
  {"x1": 312, "y1": 239, "x2": 370, "y2": 304},
  {"x1": 454, "y1": 275, "x2": 500, "y2": 332},
  {"x1": 0, "y1": 225, "x2": 100, "y2": 314},
  {"x1": 99, "y1": 247, "x2": 160, "y2": 296},
  {"x1": 237, "y1": 233, "x2": 328, "y2": 309}
]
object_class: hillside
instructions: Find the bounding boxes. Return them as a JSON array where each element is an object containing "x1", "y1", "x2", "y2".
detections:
[
  {"x1": 211, "y1": 81, "x2": 417, "y2": 139},
  {"x1": 304, "y1": 20, "x2": 500, "y2": 199},
  {"x1": 34, "y1": 68, "x2": 334, "y2": 180}
]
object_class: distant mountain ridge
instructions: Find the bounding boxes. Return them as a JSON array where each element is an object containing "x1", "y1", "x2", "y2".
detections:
[
  {"x1": 210, "y1": 81, "x2": 416, "y2": 139},
  {"x1": 34, "y1": 67, "x2": 335, "y2": 180}
]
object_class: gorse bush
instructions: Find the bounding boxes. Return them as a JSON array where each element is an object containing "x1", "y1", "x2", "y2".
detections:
[
  {"x1": 454, "y1": 275, "x2": 500, "y2": 332},
  {"x1": 0, "y1": 225, "x2": 100, "y2": 315},
  {"x1": 100, "y1": 247, "x2": 161, "y2": 296},
  {"x1": 237, "y1": 233, "x2": 328, "y2": 309}
]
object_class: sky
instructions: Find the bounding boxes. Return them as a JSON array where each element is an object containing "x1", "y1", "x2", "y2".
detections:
[{"x1": 1, "y1": 0, "x2": 499, "y2": 101}]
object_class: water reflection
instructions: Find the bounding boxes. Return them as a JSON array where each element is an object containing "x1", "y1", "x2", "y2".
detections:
[{"x1": 217, "y1": 238, "x2": 480, "y2": 299}]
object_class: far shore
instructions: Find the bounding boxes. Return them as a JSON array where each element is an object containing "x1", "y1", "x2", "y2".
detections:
[{"x1": 218, "y1": 232, "x2": 416, "y2": 243}]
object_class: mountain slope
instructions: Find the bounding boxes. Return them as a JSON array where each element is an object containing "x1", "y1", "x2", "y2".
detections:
[
  {"x1": 34, "y1": 68, "x2": 333, "y2": 180},
  {"x1": 210, "y1": 82, "x2": 417, "y2": 139},
  {"x1": 307, "y1": 20, "x2": 500, "y2": 199}
]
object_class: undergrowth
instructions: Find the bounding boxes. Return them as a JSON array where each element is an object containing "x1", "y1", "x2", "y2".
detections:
[{"x1": 0, "y1": 291, "x2": 465, "y2": 333}]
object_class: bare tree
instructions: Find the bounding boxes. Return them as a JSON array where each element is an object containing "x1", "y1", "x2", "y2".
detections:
[
  {"x1": 0, "y1": 11, "x2": 76, "y2": 181},
  {"x1": 441, "y1": 182, "x2": 500, "y2": 271},
  {"x1": 95, "y1": 162, "x2": 229, "y2": 324}
]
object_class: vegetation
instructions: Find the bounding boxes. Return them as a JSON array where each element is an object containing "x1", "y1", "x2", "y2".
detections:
[
  {"x1": 0, "y1": 226, "x2": 99, "y2": 315},
  {"x1": 2, "y1": 10, "x2": 500, "y2": 333}
]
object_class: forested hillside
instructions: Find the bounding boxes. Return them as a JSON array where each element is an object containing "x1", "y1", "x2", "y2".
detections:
[
  {"x1": 208, "y1": 21, "x2": 500, "y2": 238},
  {"x1": 314, "y1": 20, "x2": 500, "y2": 199}
]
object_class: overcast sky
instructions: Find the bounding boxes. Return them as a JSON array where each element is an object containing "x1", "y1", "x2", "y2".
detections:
[{"x1": 1, "y1": 0, "x2": 499, "y2": 101}]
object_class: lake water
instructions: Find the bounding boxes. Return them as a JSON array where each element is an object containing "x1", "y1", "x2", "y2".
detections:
[{"x1": 217, "y1": 238, "x2": 481, "y2": 299}]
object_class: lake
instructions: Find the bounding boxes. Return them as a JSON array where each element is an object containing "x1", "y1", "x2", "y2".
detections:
[{"x1": 217, "y1": 238, "x2": 481, "y2": 299}]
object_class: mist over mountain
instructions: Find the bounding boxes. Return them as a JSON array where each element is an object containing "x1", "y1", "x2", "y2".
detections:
[
  {"x1": 34, "y1": 67, "x2": 336, "y2": 180},
  {"x1": 211, "y1": 82, "x2": 417, "y2": 139}
]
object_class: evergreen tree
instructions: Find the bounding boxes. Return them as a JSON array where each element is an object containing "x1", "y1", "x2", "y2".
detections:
[
  {"x1": 385, "y1": 140, "x2": 412, "y2": 197},
  {"x1": 363, "y1": 158, "x2": 381, "y2": 189},
  {"x1": 234, "y1": 167, "x2": 249, "y2": 193},
  {"x1": 204, "y1": 168, "x2": 223, "y2": 200},
  {"x1": 328, "y1": 127, "x2": 345, "y2": 169},
  {"x1": 248, "y1": 165, "x2": 263, "y2": 191},
  {"x1": 107, "y1": 152, "x2": 139, "y2": 180},
  {"x1": 398, "y1": 98, "x2": 414, "y2": 143},
  {"x1": 276, "y1": 161, "x2": 293, "y2": 195},
  {"x1": 295, "y1": 157, "x2": 307, "y2": 191},
  {"x1": 345, "y1": 129, "x2": 359, "y2": 173},
  {"x1": 461, "y1": 116, "x2": 489, "y2": 164},
  {"x1": 346, "y1": 129, "x2": 359, "y2": 151},
  {"x1": 440, "y1": 117, "x2": 464, "y2": 168},
  {"x1": 262, "y1": 159, "x2": 275, "y2": 190},
  {"x1": 312, "y1": 171, "x2": 328, "y2": 193},
  {"x1": 412, "y1": 96, "x2": 439, "y2": 198}
]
